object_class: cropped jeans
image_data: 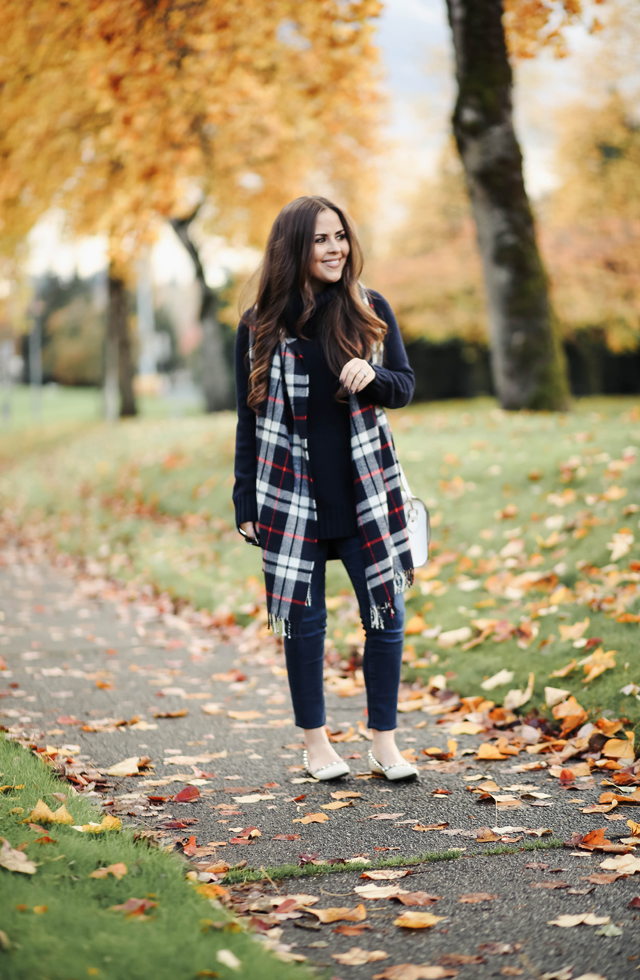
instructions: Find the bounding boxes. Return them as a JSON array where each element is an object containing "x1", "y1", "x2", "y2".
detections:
[{"x1": 283, "y1": 535, "x2": 405, "y2": 731}]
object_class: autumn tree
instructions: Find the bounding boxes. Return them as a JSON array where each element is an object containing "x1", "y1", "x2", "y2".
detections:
[
  {"x1": 0, "y1": 0, "x2": 381, "y2": 414},
  {"x1": 443, "y1": 0, "x2": 604, "y2": 410}
]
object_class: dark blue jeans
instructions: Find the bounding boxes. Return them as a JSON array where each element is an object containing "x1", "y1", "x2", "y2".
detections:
[{"x1": 283, "y1": 535, "x2": 405, "y2": 731}]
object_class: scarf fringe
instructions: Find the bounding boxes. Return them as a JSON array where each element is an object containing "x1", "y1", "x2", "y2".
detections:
[
  {"x1": 268, "y1": 613, "x2": 292, "y2": 638},
  {"x1": 394, "y1": 568, "x2": 414, "y2": 593},
  {"x1": 370, "y1": 602, "x2": 392, "y2": 630}
]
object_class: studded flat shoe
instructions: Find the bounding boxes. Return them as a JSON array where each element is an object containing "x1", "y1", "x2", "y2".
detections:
[
  {"x1": 368, "y1": 749, "x2": 418, "y2": 782},
  {"x1": 303, "y1": 750, "x2": 350, "y2": 781}
]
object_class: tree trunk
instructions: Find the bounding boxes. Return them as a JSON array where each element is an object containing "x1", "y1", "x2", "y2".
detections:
[
  {"x1": 445, "y1": 0, "x2": 570, "y2": 410},
  {"x1": 171, "y1": 212, "x2": 232, "y2": 413},
  {"x1": 108, "y1": 268, "x2": 137, "y2": 417}
]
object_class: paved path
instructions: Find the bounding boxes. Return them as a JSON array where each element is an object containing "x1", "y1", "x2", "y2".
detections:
[{"x1": 1, "y1": 541, "x2": 638, "y2": 979}]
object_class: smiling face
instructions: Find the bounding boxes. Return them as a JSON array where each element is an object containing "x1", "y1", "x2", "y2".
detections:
[{"x1": 308, "y1": 208, "x2": 350, "y2": 292}]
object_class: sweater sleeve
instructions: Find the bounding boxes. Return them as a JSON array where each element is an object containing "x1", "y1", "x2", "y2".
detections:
[
  {"x1": 364, "y1": 291, "x2": 415, "y2": 409},
  {"x1": 232, "y1": 318, "x2": 259, "y2": 527}
]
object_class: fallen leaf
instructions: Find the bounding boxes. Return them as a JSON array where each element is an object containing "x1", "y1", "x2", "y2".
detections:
[
  {"x1": 90, "y1": 863, "x2": 127, "y2": 880},
  {"x1": 332, "y1": 924, "x2": 372, "y2": 936},
  {"x1": 599, "y1": 853, "x2": 640, "y2": 873},
  {"x1": 0, "y1": 838, "x2": 36, "y2": 874},
  {"x1": 332, "y1": 947, "x2": 388, "y2": 965},
  {"x1": 547, "y1": 913, "x2": 610, "y2": 928},
  {"x1": 216, "y1": 950, "x2": 241, "y2": 970},
  {"x1": 204, "y1": 860, "x2": 231, "y2": 873},
  {"x1": 559, "y1": 618, "x2": 589, "y2": 641},
  {"x1": 201, "y1": 703, "x2": 224, "y2": 715},
  {"x1": 364, "y1": 812, "x2": 406, "y2": 821},
  {"x1": 628, "y1": 896, "x2": 640, "y2": 908},
  {"x1": 437, "y1": 627, "x2": 472, "y2": 648},
  {"x1": 110, "y1": 897, "x2": 158, "y2": 917},
  {"x1": 448, "y1": 722, "x2": 484, "y2": 735},
  {"x1": 550, "y1": 661, "x2": 577, "y2": 678},
  {"x1": 481, "y1": 669, "x2": 514, "y2": 691},
  {"x1": 412, "y1": 822, "x2": 449, "y2": 833},
  {"x1": 293, "y1": 812, "x2": 330, "y2": 825},
  {"x1": 530, "y1": 881, "x2": 570, "y2": 890},
  {"x1": 227, "y1": 710, "x2": 263, "y2": 721},
  {"x1": 355, "y1": 884, "x2": 408, "y2": 899},
  {"x1": 74, "y1": 815, "x2": 122, "y2": 833},
  {"x1": 503, "y1": 672, "x2": 534, "y2": 711},
  {"x1": 152, "y1": 709, "x2": 188, "y2": 718},
  {"x1": 308, "y1": 905, "x2": 367, "y2": 923},
  {"x1": 394, "y1": 892, "x2": 443, "y2": 906},
  {"x1": 476, "y1": 744, "x2": 507, "y2": 761},
  {"x1": 393, "y1": 911, "x2": 445, "y2": 929},
  {"x1": 545, "y1": 687, "x2": 571, "y2": 707},
  {"x1": 232, "y1": 794, "x2": 274, "y2": 803},
  {"x1": 580, "y1": 873, "x2": 621, "y2": 885},
  {"x1": 361, "y1": 868, "x2": 411, "y2": 881},
  {"x1": 321, "y1": 800, "x2": 352, "y2": 810},
  {"x1": 580, "y1": 828, "x2": 613, "y2": 850},
  {"x1": 331, "y1": 791, "x2": 361, "y2": 800},
  {"x1": 373, "y1": 967, "x2": 457, "y2": 980},
  {"x1": 273, "y1": 834, "x2": 301, "y2": 841},
  {"x1": 107, "y1": 757, "x2": 144, "y2": 777},
  {"x1": 602, "y1": 737, "x2": 635, "y2": 760},
  {"x1": 175, "y1": 786, "x2": 200, "y2": 803},
  {"x1": 458, "y1": 892, "x2": 497, "y2": 903},
  {"x1": 27, "y1": 800, "x2": 56, "y2": 823}
]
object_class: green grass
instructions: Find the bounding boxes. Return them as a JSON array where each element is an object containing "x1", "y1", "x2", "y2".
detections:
[
  {"x1": 221, "y1": 849, "x2": 464, "y2": 885},
  {"x1": 1, "y1": 395, "x2": 640, "y2": 728},
  {"x1": 480, "y1": 840, "x2": 564, "y2": 856},
  {"x1": 0, "y1": 736, "x2": 311, "y2": 980}
]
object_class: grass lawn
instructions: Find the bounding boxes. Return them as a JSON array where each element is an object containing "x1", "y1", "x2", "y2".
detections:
[
  {"x1": 0, "y1": 736, "x2": 310, "y2": 980},
  {"x1": 1, "y1": 394, "x2": 639, "y2": 731}
]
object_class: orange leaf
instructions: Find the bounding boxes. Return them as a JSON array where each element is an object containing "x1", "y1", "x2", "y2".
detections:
[
  {"x1": 308, "y1": 904, "x2": 367, "y2": 923},
  {"x1": 393, "y1": 911, "x2": 445, "y2": 929},
  {"x1": 90, "y1": 862, "x2": 127, "y2": 880}
]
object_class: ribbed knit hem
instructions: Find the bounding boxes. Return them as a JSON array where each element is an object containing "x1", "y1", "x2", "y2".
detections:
[
  {"x1": 234, "y1": 494, "x2": 258, "y2": 528},
  {"x1": 317, "y1": 508, "x2": 358, "y2": 540}
]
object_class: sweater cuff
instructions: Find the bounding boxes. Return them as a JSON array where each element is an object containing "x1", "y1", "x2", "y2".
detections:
[
  {"x1": 367, "y1": 366, "x2": 390, "y2": 401},
  {"x1": 234, "y1": 494, "x2": 258, "y2": 528}
]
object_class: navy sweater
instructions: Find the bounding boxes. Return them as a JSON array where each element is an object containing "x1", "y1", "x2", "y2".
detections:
[{"x1": 233, "y1": 288, "x2": 415, "y2": 539}]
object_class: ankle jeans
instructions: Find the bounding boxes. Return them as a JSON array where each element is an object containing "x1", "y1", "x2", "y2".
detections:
[{"x1": 283, "y1": 535, "x2": 405, "y2": 731}]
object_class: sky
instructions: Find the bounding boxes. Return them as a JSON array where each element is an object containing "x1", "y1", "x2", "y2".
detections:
[{"x1": 25, "y1": 0, "x2": 602, "y2": 286}]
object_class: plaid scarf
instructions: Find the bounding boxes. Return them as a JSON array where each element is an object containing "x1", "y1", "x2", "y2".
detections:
[{"x1": 255, "y1": 328, "x2": 413, "y2": 636}]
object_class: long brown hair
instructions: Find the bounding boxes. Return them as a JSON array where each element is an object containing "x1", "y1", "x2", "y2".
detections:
[{"x1": 245, "y1": 195, "x2": 386, "y2": 413}]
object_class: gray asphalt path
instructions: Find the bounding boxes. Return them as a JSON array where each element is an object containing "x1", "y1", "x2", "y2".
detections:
[{"x1": 1, "y1": 544, "x2": 638, "y2": 979}]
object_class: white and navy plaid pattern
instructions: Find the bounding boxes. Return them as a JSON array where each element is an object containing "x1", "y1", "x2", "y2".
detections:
[{"x1": 254, "y1": 330, "x2": 413, "y2": 636}]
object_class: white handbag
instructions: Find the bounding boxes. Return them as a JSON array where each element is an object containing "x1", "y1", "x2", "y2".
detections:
[{"x1": 399, "y1": 467, "x2": 430, "y2": 568}]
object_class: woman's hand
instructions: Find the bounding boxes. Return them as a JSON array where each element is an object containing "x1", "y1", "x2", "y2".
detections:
[
  {"x1": 240, "y1": 521, "x2": 259, "y2": 542},
  {"x1": 340, "y1": 358, "x2": 376, "y2": 394}
]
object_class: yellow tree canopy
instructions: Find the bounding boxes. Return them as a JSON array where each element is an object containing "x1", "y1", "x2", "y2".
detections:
[
  {"x1": 0, "y1": 0, "x2": 382, "y2": 265},
  {"x1": 503, "y1": 0, "x2": 605, "y2": 59}
]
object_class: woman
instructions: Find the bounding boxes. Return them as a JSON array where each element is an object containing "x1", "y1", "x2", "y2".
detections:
[{"x1": 233, "y1": 195, "x2": 418, "y2": 782}]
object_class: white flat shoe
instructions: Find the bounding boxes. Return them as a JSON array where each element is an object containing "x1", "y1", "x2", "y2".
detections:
[
  {"x1": 303, "y1": 750, "x2": 350, "y2": 781},
  {"x1": 368, "y1": 750, "x2": 418, "y2": 782}
]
